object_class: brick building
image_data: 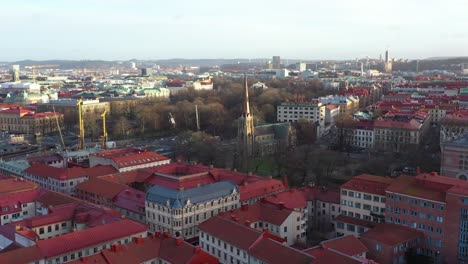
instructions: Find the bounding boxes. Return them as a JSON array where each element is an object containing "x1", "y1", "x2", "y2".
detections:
[
  {"x1": 385, "y1": 173, "x2": 468, "y2": 263},
  {"x1": 0, "y1": 107, "x2": 64, "y2": 135},
  {"x1": 360, "y1": 223, "x2": 424, "y2": 264},
  {"x1": 441, "y1": 133, "x2": 468, "y2": 180}
]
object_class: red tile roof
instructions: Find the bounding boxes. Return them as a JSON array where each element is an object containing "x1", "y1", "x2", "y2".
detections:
[
  {"x1": 35, "y1": 190, "x2": 81, "y2": 208},
  {"x1": 359, "y1": 223, "x2": 423, "y2": 246},
  {"x1": 313, "y1": 248, "x2": 366, "y2": 264},
  {"x1": 220, "y1": 203, "x2": 293, "y2": 226},
  {"x1": 24, "y1": 164, "x2": 117, "y2": 181},
  {"x1": 386, "y1": 173, "x2": 468, "y2": 201},
  {"x1": 0, "y1": 189, "x2": 45, "y2": 216},
  {"x1": 335, "y1": 215, "x2": 376, "y2": 229},
  {"x1": 249, "y1": 238, "x2": 313, "y2": 264},
  {"x1": 263, "y1": 188, "x2": 308, "y2": 209},
  {"x1": 0, "y1": 245, "x2": 43, "y2": 264},
  {"x1": 91, "y1": 148, "x2": 170, "y2": 169},
  {"x1": 0, "y1": 178, "x2": 38, "y2": 194},
  {"x1": 199, "y1": 216, "x2": 311, "y2": 264},
  {"x1": 36, "y1": 219, "x2": 147, "y2": 258},
  {"x1": 199, "y1": 216, "x2": 262, "y2": 250},
  {"x1": 0, "y1": 107, "x2": 32, "y2": 115},
  {"x1": 113, "y1": 188, "x2": 145, "y2": 215},
  {"x1": 68, "y1": 234, "x2": 218, "y2": 264},
  {"x1": 238, "y1": 179, "x2": 287, "y2": 202},
  {"x1": 319, "y1": 235, "x2": 368, "y2": 256},
  {"x1": 75, "y1": 178, "x2": 128, "y2": 200},
  {"x1": 341, "y1": 174, "x2": 394, "y2": 196}
]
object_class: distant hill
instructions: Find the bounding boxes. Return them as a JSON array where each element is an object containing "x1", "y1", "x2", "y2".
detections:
[{"x1": 424, "y1": 56, "x2": 468, "y2": 60}]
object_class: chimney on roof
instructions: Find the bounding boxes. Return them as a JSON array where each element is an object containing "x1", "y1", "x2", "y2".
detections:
[
  {"x1": 176, "y1": 237, "x2": 184, "y2": 246},
  {"x1": 210, "y1": 164, "x2": 214, "y2": 169},
  {"x1": 134, "y1": 237, "x2": 144, "y2": 244},
  {"x1": 248, "y1": 172, "x2": 252, "y2": 176},
  {"x1": 262, "y1": 228, "x2": 269, "y2": 234},
  {"x1": 110, "y1": 244, "x2": 121, "y2": 252},
  {"x1": 79, "y1": 257, "x2": 87, "y2": 263},
  {"x1": 194, "y1": 246, "x2": 201, "y2": 254},
  {"x1": 154, "y1": 231, "x2": 161, "y2": 238},
  {"x1": 416, "y1": 166, "x2": 421, "y2": 174},
  {"x1": 241, "y1": 204, "x2": 249, "y2": 211},
  {"x1": 245, "y1": 220, "x2": 251, "y2": 226},
  {"x1": 233, "y1": 168, "x2": 237, "y2": 172},
  {"x1": 163, "y1": 231, "x2": 169, "y2": 238},
  {"x1": 278, "y1": 202, "x2": 285, "y2": 210},
  {"x1": 432, "y1": 172, "x2": 438, "y2": 177}
]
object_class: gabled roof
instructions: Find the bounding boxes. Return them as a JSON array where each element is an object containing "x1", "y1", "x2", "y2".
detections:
[
  {"x1": 238, "y1": 178, "x2": 287, "y2": 202},
  {"x1": 249, "y1": 238, "x2": 313, "y2": 264},
  {"x1": 360, "y1": 223, "x2": 423, "y2": 246},
  {"x1": 0, "y1": 178, "x2": 38, "y2": 194},
  {"x1": 199, "y1": 216, "x2": 312, "y2": 264},
  {"x1": 319, "y1": 235, "x2": 368, "y2": 256},
  {"x1": 220, "y1": 203, "x2": 293, "y2": 226},
  {"x1": 68, "y1": 234, "x2": 218, "y2": 264},
  {"x1": 24, "y1": 163, "x2": 88, "y2": 180},
  {"x1": 113, "y1": 188, "x2": 145, "y2": 214},
  {"x1": 75, "y1": 178, "x2": 128, "y2": 200},
  {"x1": 0, "y1": 245, "x2": 43, "y2": 264},
  {"x1": 0, "y1": 189, "x2": 45, "y2": 216},
  {"x1": 36, "y1": 219, "x2": 147, "y2": 258},
  {"x1": 90, "y1": 148, "x2": 170, "y2": 169}
]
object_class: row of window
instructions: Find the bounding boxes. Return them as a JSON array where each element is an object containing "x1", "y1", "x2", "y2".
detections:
[
  {"x1": 146, "y1": 196, "x2": 238, "y2": 213},
  {"x1": 336, "y1": 222, "x2": 366, "y2": 233},
  {"x1": 387, "y1": 194, "x2": 444, "y2": 210},
  {"x1": 341, "y1": 190, "x2": 386, "y2": 203},
  {"x1": 387, "y1": 217, "x2": 443, "y2": 234}
]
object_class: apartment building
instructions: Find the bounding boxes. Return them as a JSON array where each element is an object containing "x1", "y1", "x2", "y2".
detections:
[
  {"x1": 440, "y1": 133, "x2": 468, "y2": 180},
  {"x1": 23, "y1": 164, "x2": 116, "y2": 195},
  {"x1": 0, "y1": 220, "x2": 147, "y2": 264},
  {"x1": 336, "y1": 174, "x2": 394, "y2": 237},
  {"x1": 373, "y1": 110, "x2": 431, "y2": 152},
  {"x1": 66, "y1": 232, "x2": 218, "y2": 264},
  {"x1": 385, "y1": 173, "x2": 468, "y2": 263},
  {"x1": 220, "y1": 203, "x2": 305, "y2": 245},
  {"x1": 319, "y1": 95, "x2": 360, "y2": 115},
  {"x1": 0, "y1": 107, "x2": 64, "y2": 135},
  {"x1": 277, "y1": 100, "x2": 326, "y2": 136},
  {"x1": 145, "y1": 181, "x2": 239, "y2": 240},
  {"x1": 360, "y1": 223, "x2": 424, "y2": 264},
  {"x1": 89, "y1": 148, "x2": 171, "y2": 172},
  {"x1": 198, "y1": 216, "x2": 313, "y2": 264}
]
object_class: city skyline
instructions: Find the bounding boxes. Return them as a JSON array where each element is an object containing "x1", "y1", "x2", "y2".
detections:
[{"x1": 2, "y1": 0, "x2": 468, "y2": 61}]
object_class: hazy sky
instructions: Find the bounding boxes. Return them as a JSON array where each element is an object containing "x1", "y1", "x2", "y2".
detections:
[{"x1": 2, "y1": 0, "x2": 468, "y2": 61}]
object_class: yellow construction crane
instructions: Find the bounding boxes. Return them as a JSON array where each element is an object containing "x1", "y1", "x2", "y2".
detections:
[
  {"x1": 101, "y1": 110, "x2": 108, "y2": 149},
  {"x1": 25, "y1": 64, "x2": 59, "y2": 83},
  {"x1": 77, "y1": 98, "x2": 85, "y2": 150}
]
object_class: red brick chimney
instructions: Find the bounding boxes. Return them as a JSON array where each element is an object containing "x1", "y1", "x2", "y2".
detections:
[
  {"x1": 163, "y1": 231, "x2": 169, "y2": 238},
  {"x1": 176, "y1": 237, "x2": 184, "y2": 246},
  {"x1": 194, "y1": 246, "x2": 201, "y2": 254},
  {"x1": 134, "y1": 237, "x2": 144, "y2": 244},
  {"x1": 241, "y1": 204, "x2": 249, "y2": 211}
]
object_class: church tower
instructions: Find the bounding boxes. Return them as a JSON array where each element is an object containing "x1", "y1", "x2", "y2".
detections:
[{"x1": 238, "y1": 73, "x2": 255, "y2": 158}]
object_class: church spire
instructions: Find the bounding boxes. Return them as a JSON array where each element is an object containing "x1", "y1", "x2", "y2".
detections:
[{"x1": 243, "y1": 73, "x2": 250, "y2": 116}]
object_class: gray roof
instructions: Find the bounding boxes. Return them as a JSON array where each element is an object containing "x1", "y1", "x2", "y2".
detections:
[
  {"x1": 255, "y1": 122, "x2": 291, "y2": 139},
  {"x1": 146, "y1": 181, "x2": 237, "y2": 208}
]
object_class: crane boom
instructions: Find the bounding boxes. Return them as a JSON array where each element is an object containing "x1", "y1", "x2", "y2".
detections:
[{"x1": 25, "y1": 64, "x2": 59, "y2": 83}]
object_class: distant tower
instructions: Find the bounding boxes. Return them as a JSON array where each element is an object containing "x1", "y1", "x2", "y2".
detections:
[
  {"x1": 237, "y1": 74, "x2": 255, "y2": 161},
  {"x1": 272, "y1": 56, "x2": 281, "y2": 69},
  {"x1": 384, "y1": 49, "x2": 392, "y2": 73}
]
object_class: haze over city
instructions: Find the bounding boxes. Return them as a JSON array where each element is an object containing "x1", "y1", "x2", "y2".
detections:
[{"x1": 2, "y1": 0, "x2": 468, "y2": 60}]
